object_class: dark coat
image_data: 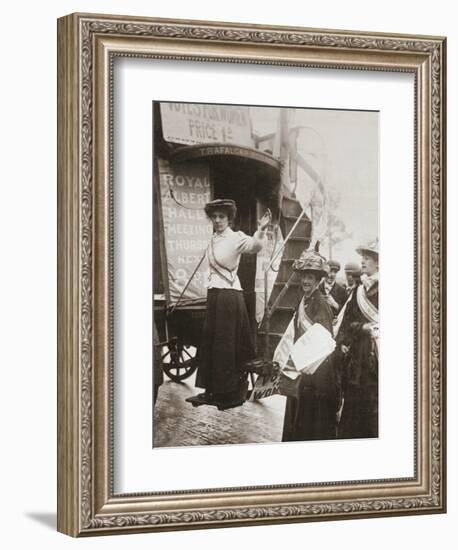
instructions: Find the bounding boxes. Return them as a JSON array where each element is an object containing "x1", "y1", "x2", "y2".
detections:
[
  {"x1": 282, "y1": 289, "x2": 339, "y2": 442},
  {"x1": 335, "y1": 281, "x2": 379, "y2": 439},
  {"x1": 319, "y1": 280, "x2": 348, "y2": 316}
]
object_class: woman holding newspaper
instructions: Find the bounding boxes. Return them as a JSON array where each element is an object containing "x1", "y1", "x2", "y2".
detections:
[
  {"x1": 280, "y1": 248, "x2": 339, "y2": 442},
  {"x1": 335, "y1": 239, "x2": 379, "y2": 439},
  {"x1": 190, "y1": 199, "x2": 272, "y2": 409}
]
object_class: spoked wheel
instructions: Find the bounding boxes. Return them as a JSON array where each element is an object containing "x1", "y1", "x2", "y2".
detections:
[{"x1": 162, "y1": 339, "x2": 198, "y2": 382}]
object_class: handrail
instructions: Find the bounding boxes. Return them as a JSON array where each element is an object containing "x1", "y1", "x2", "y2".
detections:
[
  {"x1": 263, "y1": 205, "x2": 308, "y2": 360},
  {"x1": 264, "y1": 209, "x2": 307, "y2": 275},
  {"x1": 167, "y1": 249, "x2": 207, "y2": 316}
]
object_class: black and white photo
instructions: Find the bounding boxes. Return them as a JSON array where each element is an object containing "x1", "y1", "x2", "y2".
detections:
[{"x1": 152, "y1": 101, "x2": 379, "y2": 447}]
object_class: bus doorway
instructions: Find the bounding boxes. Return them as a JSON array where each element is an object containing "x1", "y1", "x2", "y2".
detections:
[{"x1": 211, "y1": 161, "x2": 265, "y2": 347}]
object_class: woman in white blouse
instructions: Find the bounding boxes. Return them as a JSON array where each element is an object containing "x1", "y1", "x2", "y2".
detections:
[{"x1": 192, "y1": 199, "x2": 271, "y2": 408}]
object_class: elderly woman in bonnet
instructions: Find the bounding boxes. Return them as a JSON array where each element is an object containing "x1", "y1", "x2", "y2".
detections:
[
  {"x1": 281, "y1": 248, "x2": 340, "y2": 442},
  {"x1": 191, "y1": 198, "x2": 271, "y2": 408}
]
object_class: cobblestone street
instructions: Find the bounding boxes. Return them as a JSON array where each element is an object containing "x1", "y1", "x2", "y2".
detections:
[{"x1": 153, "y1": 373, "x2": 286, "y2": 448}]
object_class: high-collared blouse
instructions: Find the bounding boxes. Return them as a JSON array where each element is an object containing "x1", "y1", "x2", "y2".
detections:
[{"x1": 206, "y1": 226, "x2": 267, "y2": 290}]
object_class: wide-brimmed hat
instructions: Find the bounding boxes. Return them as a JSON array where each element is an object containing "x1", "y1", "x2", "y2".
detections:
[
  {"x1": 204, "y1": 199, "x2": 237, "y2": 219},
  {"x1": 327, "y1": 259, "x2": 341, "y2": 272},
  {"x1": 356, "y1": 238, "x2": 379, "y2": 257},
  {"x1": 292, "y1": 249, "x2": 329, "y2": 279}
]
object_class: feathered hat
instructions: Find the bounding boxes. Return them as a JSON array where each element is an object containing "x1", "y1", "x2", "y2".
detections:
[{"x1": 292, "y1": 242, "x2": 329, "y2": 279}]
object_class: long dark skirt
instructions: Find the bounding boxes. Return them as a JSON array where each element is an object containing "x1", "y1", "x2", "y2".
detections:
[
  {"x1": 338, "y1": 382, "x2": 378, "y2": 439},
  {"x1": 196, "y1": 288, "x2": 255, "y2": 395},
  {"x1": 282, "y1": 357, "x2": 339, "y2": 442},
  {"x1": 338, "y1": 349, "x2": 378, "y2": 439}
]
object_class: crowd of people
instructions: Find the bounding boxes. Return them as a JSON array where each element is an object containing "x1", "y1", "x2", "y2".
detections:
[
  {"x1": 155, "y1": 197, "x2": 379, "y2": 443},
  {"x1": 280, "y1": 243, "x2": 379, "y2": 441}
]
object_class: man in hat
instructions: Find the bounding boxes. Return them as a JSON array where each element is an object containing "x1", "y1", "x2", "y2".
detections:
[
  {"x1": 191, "y1": 199, "x2": 272, "y2": 408},
  {"x1": 319, "y1": 259, "x2": 348, "y2": 317},
  {"x1": 280, "y1": 249, "x2": 339, "y2": 442},
  {"x1": 335, "y1": 239, "x2": 379, "y2": 439},
  {"x1": 344, "y1": 261, "x2": 362, "y2": 297}
]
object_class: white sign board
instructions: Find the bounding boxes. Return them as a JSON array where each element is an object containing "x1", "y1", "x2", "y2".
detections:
[
  {"x1": 160, "y1": 102, "x2": 253, "y2": 147},
  {"x1": 157, "y1": 159, "x2": 212, "y2": 304}
]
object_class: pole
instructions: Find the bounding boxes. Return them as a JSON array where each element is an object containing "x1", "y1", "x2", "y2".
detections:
[{"x1": 264, "y1": 108, "x2": 291, "y2": 360}]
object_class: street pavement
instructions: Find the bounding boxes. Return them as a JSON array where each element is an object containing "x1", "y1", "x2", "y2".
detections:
[{"x1": 153, "y1": 372, "x2": 286, "y2": 448}]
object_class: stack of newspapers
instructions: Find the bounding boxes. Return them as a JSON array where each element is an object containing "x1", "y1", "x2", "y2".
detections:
[{"x1": 283, "y1": 323, "x2": 336, "y2": 379}]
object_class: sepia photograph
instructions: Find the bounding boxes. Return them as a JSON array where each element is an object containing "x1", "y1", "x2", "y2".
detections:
[
  {"x1": 152, "y1": 101, "x2": 379, "y2": 448},
  {"x1": 56, "y1": 11, "x2": 446, "y2": 536}
]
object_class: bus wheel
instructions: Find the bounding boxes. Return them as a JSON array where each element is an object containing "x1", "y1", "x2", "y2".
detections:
[{"x1": 162, "y1": 341, "x2": 198, "y2": 382}]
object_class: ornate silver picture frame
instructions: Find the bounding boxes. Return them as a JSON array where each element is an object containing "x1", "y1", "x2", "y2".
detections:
[{"x1": 57, "y1": 13, "x2": 446, "y2": 536}]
